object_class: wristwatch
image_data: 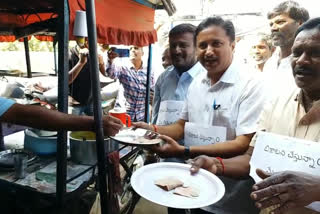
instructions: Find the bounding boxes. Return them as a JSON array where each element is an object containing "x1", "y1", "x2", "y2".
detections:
[{"x1": 184, "y1": 146, "x2": 190, "y2": 159}]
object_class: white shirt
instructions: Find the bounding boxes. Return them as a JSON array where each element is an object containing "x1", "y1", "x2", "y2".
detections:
[
  {"x1": 181, "y1": 60, "x2": 265, "y2": 141},
  {"x1": 180, "y1": 60, "x2": 265, "y2": 214},
  {"x1": 263, "y1": 48, "x2": 298, "y2": 100}
]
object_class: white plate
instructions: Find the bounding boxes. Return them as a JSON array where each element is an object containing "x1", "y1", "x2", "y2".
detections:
[
  {"x1": 110, "y1": 128, "x2": 162, "y2": 146},
  {"x1": 131, "y1": 162, "x2": 225, "y2": 209}
]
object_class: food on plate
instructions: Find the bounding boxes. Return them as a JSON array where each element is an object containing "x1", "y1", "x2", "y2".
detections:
[
  {"x1": 154, "y1": 177, "x2": 184, "y2": 191},
  {"x1": 137, "y1": 136, "x2": 162, "y2": 144},
  {"x1": 113, "y1": 128, "x2": 162, "y2": 145},
  {"x1": 174, "y1": 186, "x2": 200, "y2": 198}
]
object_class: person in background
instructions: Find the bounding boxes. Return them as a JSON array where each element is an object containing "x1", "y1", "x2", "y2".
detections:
[
  {"x1": 98, "y1": 43, "x2": 111, "y2": 70},
  {"x1": 161, "y1": 47, "x2": 172, "y2": 69},
  {"x1": 106, "y1": 46, "x2": 154, "y2": 122},
  {"x1": 135, "y1": 16, "x2": 265, "y2": 214},
  {"x1": 249, "y1": 33, "x2": 274, "y2": 72},
  {"x1": 263, "y1": 1, "x2": 309, "y2": 84},
  {"x1": 190, "y1": 17, "x2": 320, "y2": 214},
  {"x1": 68, "y1": 38, "x2": 106, "y2": 116},
  {"x1": 0, "y1": 97, "x2": 122, "y2": 137}
]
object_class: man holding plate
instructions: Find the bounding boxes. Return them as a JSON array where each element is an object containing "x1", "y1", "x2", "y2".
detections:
[
  {"x1": 152, "y1": 23, "x2": 205, "y2": 166},
  {"x1": 190, "y1": 17, "x2": 320, "y2": 214},
  {"x1": 134, "y1": 16, "x2": 265, "y2": 214}
]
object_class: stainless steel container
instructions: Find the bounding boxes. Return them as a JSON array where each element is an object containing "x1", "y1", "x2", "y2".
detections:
[{"x1": 69, "y1": 131, "x2": 118, "y2": 165}]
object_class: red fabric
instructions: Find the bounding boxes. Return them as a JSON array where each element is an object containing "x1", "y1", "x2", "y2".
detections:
[
  {"x1": 69, "y1": 0, "x2": 157, "y2": 46},
  {"x1": 0, "y1": 12, "x2": 56, "y2": 42},
  {"x1": 0, "y1": 0, "x2": 157, "y2": 45},
  {"x1": 0, "y1": 35, "x2": 53, "y2": 42},
  {"x1": 0, "y1": 36, "x2": 16, "y2": 42},
  {"x1": 34, "y1": 35, "x2": 54, "y2": 42},
  {"x1": 0, "y1": 13, "x2": 57, "y2": 28}
]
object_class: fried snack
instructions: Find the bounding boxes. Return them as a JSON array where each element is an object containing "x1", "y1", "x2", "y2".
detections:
[
  {"x1": 154, "y1": 177, "x2": 184, "y2": 191},
  {"x1": 174, "y1": 186, "x2": 200, "y2": 198}
]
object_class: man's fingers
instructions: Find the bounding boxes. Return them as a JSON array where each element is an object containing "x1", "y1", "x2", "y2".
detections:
[
  {"x1": 105, "y1": 116, "x2": 123, "y2": 128},
  {"x1": 251, "y1": 183, "x2": 289, "y2": 201},
  {"x1": 110, "y1": 117, "x2": 123, "y2": 125},
  {"x1": 132, "y1": 122, "x2": 150, "y2": 130},
  {"x1": 190, "y1": 157, "x2": 205, "y2": 174},
  {"x1": 256, "y1": 168, "x2": 271, "y2": 179},
  {"x1": 254, "y1": 192, "x2": 291, "y2": 209},
  {"x1": 149, "y1": 144, "x2": 164, "y2": 156},
  {"x1": 109, "y1": 121, "x2": 123, "y2": 130},
  {"x1": 271, "y1": 201, "x2": 296, "y2": 214},
  {"x1": 158, "y1": 134, "x2": 174, "y2": 142},
  {"x1": 132, "y1": 122, "x2": 140, "y2": 127},
  {"x1": 105, "y1": 128, "x2": 120, "y2": 136},
  {"x1": 252, "y1": 172, "x2": 285, "y2": 191}
]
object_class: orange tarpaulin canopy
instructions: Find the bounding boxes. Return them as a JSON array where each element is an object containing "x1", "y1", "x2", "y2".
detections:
[
  {"x1": 69, "y1": 0, "x2": 157, "y2": 46},
  {"x1": 0, "y1": 0, "x2": 157, "y2": 46}
]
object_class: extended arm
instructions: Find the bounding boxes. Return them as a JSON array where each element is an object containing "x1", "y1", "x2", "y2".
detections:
[
  {"x1": 68, "y1": 52, "x2": 87, "y2": 84},
  {"x1": 0, "y1": 103, "x2": 123, "y2": 136},
  {"x1": 188, "y1": 133, "x2": 254, "y2": 158},
  {"x1": 190, "y1": 146, "x2": 254, "y2": 178}
]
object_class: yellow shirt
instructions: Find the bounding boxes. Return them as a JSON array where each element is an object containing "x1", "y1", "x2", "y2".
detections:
[{"x1": 250, "y1": 88, "x2": 320, "y2": 214}]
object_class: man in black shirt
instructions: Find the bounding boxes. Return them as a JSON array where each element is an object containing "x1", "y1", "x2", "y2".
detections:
[{"x1": 68, "y1": 40, "x2": 106, "y2": 115}]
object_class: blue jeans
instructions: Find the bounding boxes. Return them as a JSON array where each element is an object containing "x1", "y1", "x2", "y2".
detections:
[{"x1": 72, "y1": 103, "x2": 94, "y2": 116}]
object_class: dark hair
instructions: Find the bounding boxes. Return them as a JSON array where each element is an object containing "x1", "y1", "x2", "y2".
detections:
[
  {"x1": 195, "y1": 16, "x2": 235, "y2": 44},
  {"x1": 295, "y1": 17, "x2": 320, "y2": 39},
  {"x1": 169, "y1": 23, "x2": 196, "y2": 39},
  {"x1": 257, "y1": 33, "x2": 273, "y2": 50},
  {"x1": 268, "y1": 1, "x2": 309, "y2": 23}
]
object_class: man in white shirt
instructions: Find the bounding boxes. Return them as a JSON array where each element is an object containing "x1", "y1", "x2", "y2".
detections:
[
  {"x1": 263, "y1": 1, "x2": 309, "y2": 96},
  {"x1": 249, "y1": 33, "x2": 274, "y2": 72},
  {"x1": 190, "y1": 17, "x2": 320, "y2": 214},
  {"x1": 135, "y1": 16, "x2": 264, "y2": 214}
]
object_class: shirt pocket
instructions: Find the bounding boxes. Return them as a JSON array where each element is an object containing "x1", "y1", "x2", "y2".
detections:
[{"x1": 212, "y1": 109, "x2": 234, "y2": 128}]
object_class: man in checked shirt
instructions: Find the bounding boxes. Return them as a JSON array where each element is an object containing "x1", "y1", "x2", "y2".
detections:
[{"x1": 106, "y1": 46, "x2": 154, "y2": 121}]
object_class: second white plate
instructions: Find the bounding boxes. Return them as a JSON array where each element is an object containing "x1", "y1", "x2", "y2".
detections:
[{"x1": 131, "y1": 162, "x2": 225, "y2": 209}]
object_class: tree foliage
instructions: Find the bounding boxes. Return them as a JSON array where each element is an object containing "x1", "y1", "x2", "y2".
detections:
[{"x1": 0, "y1": 36, "x2": 54, "y2": 52}]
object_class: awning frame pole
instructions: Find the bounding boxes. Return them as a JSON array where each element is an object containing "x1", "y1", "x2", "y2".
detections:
[
  {"x1": 23, "y1": 37, "x2": 32, "y2": 78},
  {"x1": 85, "y1": 0, "x2": 109, "y2": 213}
]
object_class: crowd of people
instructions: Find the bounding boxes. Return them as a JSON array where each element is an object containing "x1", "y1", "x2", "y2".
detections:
[{"x1": 1, "y1": 1, "x2": 320, "y2": 214}]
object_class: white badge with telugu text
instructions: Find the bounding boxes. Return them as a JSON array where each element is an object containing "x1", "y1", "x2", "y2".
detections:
[
  {"x1": 184, "y1": 122, "x2": 226, "y2": 146},
  {"x1": 156, "y1": 100, "x2": 184, "y2": 126},
  {"x1": 250, "y1": 131, "x2": 320, "y2": 211}
]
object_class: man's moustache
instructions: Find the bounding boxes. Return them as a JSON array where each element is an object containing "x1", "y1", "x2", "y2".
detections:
[
  {"x1": 294, "y1": 67, "x2": 313, "y2": 75},
  {"x1": 271, "y1": 32, "x2": 283, "y2": 37}
]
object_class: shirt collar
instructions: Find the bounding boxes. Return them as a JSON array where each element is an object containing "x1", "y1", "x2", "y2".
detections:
[
  {"x1": 173, "y1": 62, "x2": 204, "y2": 79},
  {"x1": 218, "y1": 59, "x2": 238, "y2": 84},
  {"x1": 129, "y1": 60, "x2": 145, "y2": 71},
  {"x1": 272, "y1": 47, "x2": 292, "y2": 63}
]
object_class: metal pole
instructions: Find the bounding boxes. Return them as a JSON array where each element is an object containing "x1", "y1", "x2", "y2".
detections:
[
  {"x1": 85, "y1": 0, "x2": 109, "y2": 213},
  {"x1": 53, "y1": 38, "x2": 58, "y2": 76},
  {"x1": 0, "y1": 123, "x2": 4, "y2": 151},
  {"x1": 144, "y1": 44, "x2": 152, "y2": 123},
  {"x1": 56, "y1": 0, "x2": 69, "y2": 212},
  {"x1": 23, "y1": 37, "x2": 32, "y2": 78}
]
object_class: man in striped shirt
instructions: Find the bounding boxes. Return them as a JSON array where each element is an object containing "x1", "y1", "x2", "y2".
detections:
[{"x1": 106, "y1": 46, "x2": 154, "y2": 121}]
